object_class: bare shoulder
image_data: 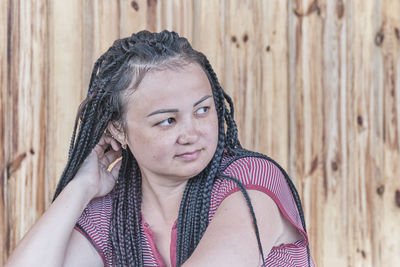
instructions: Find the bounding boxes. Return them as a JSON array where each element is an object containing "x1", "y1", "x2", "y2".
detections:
[
  {"x1": 183, "y1": 188, "x2": 297, "y2": 267},
  {"x1": 63, "y1": 229, "x2": 104, "y2": 267},
  {"x1": 246, "y1": 190, "x2": 303, "y2": 247}
]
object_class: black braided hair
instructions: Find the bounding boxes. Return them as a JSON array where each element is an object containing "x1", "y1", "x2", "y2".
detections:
[{"x1": 52, "y1": 30, "x2": 310, "y2": 266}]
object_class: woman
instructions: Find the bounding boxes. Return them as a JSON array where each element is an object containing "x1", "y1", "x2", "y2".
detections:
[{"x1": 6, "y1": 30, "x2": 313, "y2": 267}]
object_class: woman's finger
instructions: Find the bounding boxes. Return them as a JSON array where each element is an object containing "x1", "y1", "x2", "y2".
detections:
[
  {"x1": 98, "y1": 134, "x2": 121, "y2": 152},
  {"x1": 109, "y1": 138, "x2": 121, "y2": 151},
  {"x1": 93, "y1": 135, "x2": 108, "y2": 156},
  {"x1": 101, "y1": 149, "x2": 122, "y2": 167},
  {"x1": 94, "y1": 134, "x2": 120, "y2": 157},
  {"x1": 99, "y1": 135, "x2": 114, "y2": 149}
]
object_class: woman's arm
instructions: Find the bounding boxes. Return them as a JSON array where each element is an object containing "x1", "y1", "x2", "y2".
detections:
[
  {"x1": 5, "y1": 135, "x2": 121, "y2": 267},
  {"x1": 181, "y1": 190, "x2": 288, "y2": 267},
  {"x1": 5, "y1": 178, "x2": 102, "y2": 267}
]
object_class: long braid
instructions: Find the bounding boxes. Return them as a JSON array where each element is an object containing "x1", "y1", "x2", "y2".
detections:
[
  {"x1": 65, "y1": 53, "x2": 129, "y2": 175},
  {"x1": 53, "y1": 86, "x2": 110, "y2": 199},
  {"x1": 198, "y1": 65, "x2": 226, "y2": 236},
  {"x1": 175, "y1": 55, "x2": 228, "y2": 265},
  {"x1": 221, "y1": 148, "x2": 311, "y2": 265},
  {"x1": 219, "y1": 173, "x2": 266, "y2": 266},
  {"x1": 204, "y1": 60, "x2": 241, "y2": 151}
]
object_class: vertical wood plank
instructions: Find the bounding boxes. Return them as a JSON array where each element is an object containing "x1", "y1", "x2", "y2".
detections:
[
  {"x1": 223, "y1": 0, "x2": 264, "y2": 152},
  {"x1": 379, "y1": 0, "x2": 400, "y2": 265},
  {"x1": 192, "y1": 0, "x2": 225, "y2": 84},
  {"x1": 119, "y1": 0, "x2": 157, "y2": 37},
  {"x1": 4, "y1": 1, "x2": 21, "y2": 257},
  {"x1": 81, "y1": 0, "x2": 121, "y2": 91},
  {"x1": 289, "y1": 0, "x2": 325, "y2": 265},
  {"x1": 368, "y1": 1, "x2": 385, "y2": 266},
  {"x1": 160, "y1": 0, "x2": 194, "y2": 41},
  {"x1": 3, "y1": 0, "x2": 48, "y2": 263},
  {"x1": 258, "y1": 0, "x2": 289, "y2": 168},
  {"x1": 318, "y1": 0, "x2": 349, "y2": 265},
  {"x1": 88, "y1": 0, "x2": 120, "y2": 58},
  {"x1": 321, "y1": 0, "x2": 349, "y2": 266},
  {"x1": 47, "y1": 0, "x2": 83, "y2": 205},
  {"x1": 347, "y1": 1, "x2": 377, "y2": 266},
  {"x1": 0, "y1": 0, "x2": 8, "y2": 264}
]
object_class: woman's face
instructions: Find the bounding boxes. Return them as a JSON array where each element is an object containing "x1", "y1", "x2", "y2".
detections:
[{"x1": 122, "y1": 63, "x2": 219, "y2": 183}]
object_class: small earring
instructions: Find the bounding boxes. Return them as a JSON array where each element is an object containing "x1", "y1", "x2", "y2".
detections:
[{"x1": 122, "y1": 143, "x2": 127, "y2": 150}]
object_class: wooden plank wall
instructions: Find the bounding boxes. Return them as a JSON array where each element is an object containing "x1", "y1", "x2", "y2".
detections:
[{"x1": 1, "y1": 0, "x2": 399, "y2": 266}]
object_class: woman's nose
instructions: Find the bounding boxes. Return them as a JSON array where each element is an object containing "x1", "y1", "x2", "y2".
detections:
[{"x1": 177, "y1": 120, "x2": 199, "y2": 145}]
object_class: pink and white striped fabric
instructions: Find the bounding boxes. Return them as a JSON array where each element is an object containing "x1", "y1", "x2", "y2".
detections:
[{"x1": 75, "y1": 155, "x2": 314, "y2": 266}]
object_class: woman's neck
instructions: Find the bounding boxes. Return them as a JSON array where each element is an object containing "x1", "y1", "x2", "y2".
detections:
[{"x1": 140, "y1": 172, "x2": 188, "y2": 226}]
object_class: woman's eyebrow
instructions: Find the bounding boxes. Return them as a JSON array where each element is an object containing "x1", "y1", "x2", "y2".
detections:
[
  {"x1": 193, "y1": 95, "x2": 212, "y2": 107},
  {"x1": 147, "y1": 95, "x2": 212, "y2": 117},
  {"x1": 147, "y1": 108, "x2": 179, "y2": 117}
]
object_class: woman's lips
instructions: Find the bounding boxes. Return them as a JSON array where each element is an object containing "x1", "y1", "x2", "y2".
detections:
[{"x1": 176, "y1": 149, "x2": 201, "y2": 161}]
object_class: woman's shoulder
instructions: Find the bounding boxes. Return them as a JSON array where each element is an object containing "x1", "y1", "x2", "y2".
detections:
[
  {"x1": 74, "y1": 193, "x2": 114, "y2": 266},
  {"x1": 75, "y1": 193, "x2": 113, "y2": 239},
  {"x1": 218, "y1": 150, "x2": 289, "y2": 191},
  {"x1": 79, "y1": 193, "x2": 113, "y2": 221},
  {"x1": 212, "y1": 150, "x2": 305, "y2": 230},
  {"x1": 210, "y1": 150, "x2": 312, "y2": 264}
]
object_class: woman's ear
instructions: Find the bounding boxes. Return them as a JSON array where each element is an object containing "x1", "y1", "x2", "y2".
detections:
[{"x1": 107, "y1": 121, "x2": 127, "y2": 147}]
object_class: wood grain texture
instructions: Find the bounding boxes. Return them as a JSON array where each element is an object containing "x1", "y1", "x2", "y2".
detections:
[
  {"x1": 47, "y1": 0, "x2": 84, "y2": 206},
  {"x1": 192, "y1": 0, "x2": 224, "y2": 81},
  {"x1": 379, "y1": 0, "x2": 400, "y2": 265},
  {"x1": 224, "y1": 0, "x2": 261, "y2": 150},
  {"x1": 1, "y1": 0, "x2": 400, "y2": 266},
  {"x1": 258, "y1": 0, "x2": 289, "y2": 169},
  {"x1": 0, "y1": 0, "x2": 8, "y2": 263},
  {"x1": 289, "y1": 0, "x2": 325, "y2": 264},
  {"x1": 347, "y1": 1, "x2": 375, "y2": 265},
  {"x1": 2, "y1": 0, "x2": 48, "y2": 258}
]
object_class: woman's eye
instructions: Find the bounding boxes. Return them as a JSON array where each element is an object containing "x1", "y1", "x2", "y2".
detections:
[
  {"x1": 196, "y1": 106, "x2": 209, "y2": 115},
  {"x1": 158, "y1": 118, "x2": 175, "y2": 126}
]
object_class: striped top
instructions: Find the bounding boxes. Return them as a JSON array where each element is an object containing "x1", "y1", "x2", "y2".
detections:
[{"x1": 75, "y1": 155, "x2": 314, "y2": 266}]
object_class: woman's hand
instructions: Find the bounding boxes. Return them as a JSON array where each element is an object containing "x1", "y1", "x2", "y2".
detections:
[
  {"x1": 5, "y1": 133, "x2": 121, "y2": 267},
  {"x1": 74, "y1": 133, "x2": 122, "y2": 199}
]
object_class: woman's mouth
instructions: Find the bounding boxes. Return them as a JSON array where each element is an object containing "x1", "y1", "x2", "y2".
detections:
[{"x1": 176, "y1": 149, "x2": 201, "y2": 161}]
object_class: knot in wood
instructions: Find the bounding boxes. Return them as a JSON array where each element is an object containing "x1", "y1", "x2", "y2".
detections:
[
  {"x1": 376, "y1": 185, "x2": 385, "y2": 196},
  {"x1": 395, "y1": 190, "x2": 400, "y2": 207},
  {"x1": 375, "y1": 29, "x2": 384, "y2": 46},
  {"x1": 131, "y1": 1, "x2": 139, "y2": 11}
]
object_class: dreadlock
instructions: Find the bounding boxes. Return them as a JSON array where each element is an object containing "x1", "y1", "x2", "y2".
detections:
[{"x1": 52, "y1": 30, "x2": 310, "y2": 266}]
